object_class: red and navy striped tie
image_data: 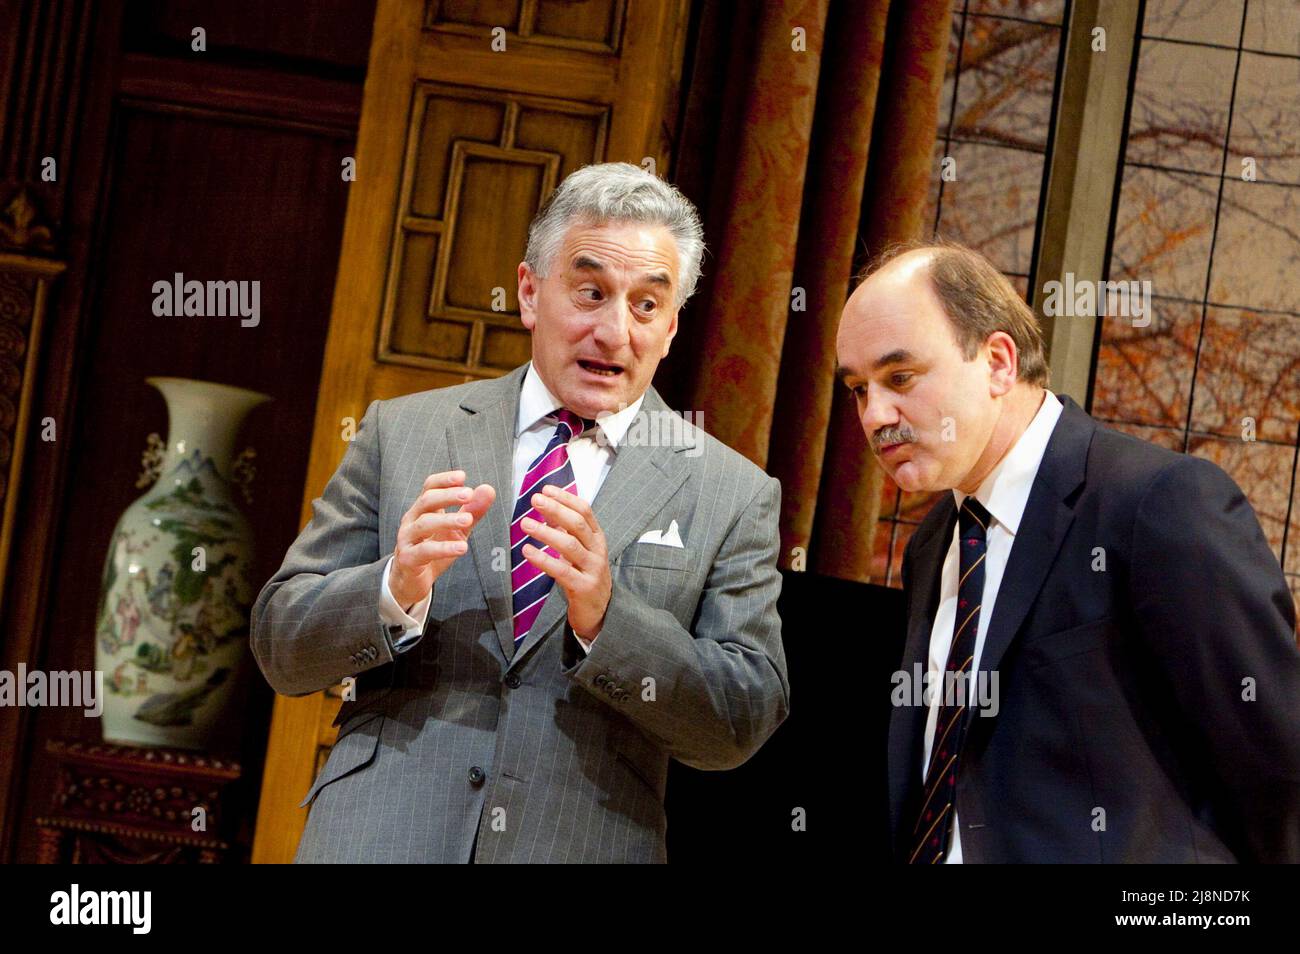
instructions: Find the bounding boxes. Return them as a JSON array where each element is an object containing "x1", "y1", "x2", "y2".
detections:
[
  {"x1": 510, "y1": 409, "x2": 594, "y2": 644},
  {"x1": 910, "y1": 496, "x2": 990, "y2": 864}
]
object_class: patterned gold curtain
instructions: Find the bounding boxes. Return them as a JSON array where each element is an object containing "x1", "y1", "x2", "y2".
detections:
[{"x1": 664, "y1": 0, "x2": 953, "y2": 580}]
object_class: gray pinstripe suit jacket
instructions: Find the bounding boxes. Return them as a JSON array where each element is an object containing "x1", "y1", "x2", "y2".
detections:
[{"x1": 250, "y1": 362, "x2": 789, "y2": 863}]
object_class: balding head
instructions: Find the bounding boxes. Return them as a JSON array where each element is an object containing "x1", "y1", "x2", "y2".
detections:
[{"x1": 855, "y1": 242, "x2": 1049, "y2": 386}]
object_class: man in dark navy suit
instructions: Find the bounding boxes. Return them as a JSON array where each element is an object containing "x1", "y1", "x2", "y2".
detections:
[{"x1": 836, "y1": 240, "x2": 1300, "y2": 863}]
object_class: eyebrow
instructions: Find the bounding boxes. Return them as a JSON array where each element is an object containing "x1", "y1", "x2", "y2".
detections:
[
  {"x1": 571, "y1": 256, "x2": 672, "y2": 290},
  {"x1": 872, "y1": 349, "x2": 915, "y2": 370},
  {"x1": 834, "y1": 349, "x2": 916, "y2": 382}
]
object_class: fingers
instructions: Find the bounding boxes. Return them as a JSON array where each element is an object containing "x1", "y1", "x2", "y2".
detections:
[
  {"x1": 527, "y1": 493, "x2": 590, "y2": 547},
  {"x1": 404, "y1": 484, "x2": 474, "y2": 523},
  {"x1": 540, "y1": 485, "x2": 601, "y2": 537},
  {"x1": 401, "y1": 509, "x2": 473, "y2": 547},
  {"x1": 520, "y1": 491, "x2": 611, "y2": 636},
  {"x1": 392, "y1": 473, "x2": 489, "y2": 604},
  {"x1": 520, "y1": 541, "x2": 576, "y2": 583},
  {"x1": 530, "y1": 486, "x2": 602, "y2": 551},
  {"x1": 422, "y1": 469, "x2": 466, "y2": 492},
  {"x1": 395, "y1": 537, "x2": 468, "y2": 567},
  {"x1": 400, "y1": 479, "x2": 496, "y2": 551},
  {"x1": 520, "y1": 515, "x2": 592, "y2": 572},
  {"x1": 461, "y1": 483, "x2": 496, "y2": 521},
  {"x1": 391, "y1": 533, "x2": 467, "y2": 607}
]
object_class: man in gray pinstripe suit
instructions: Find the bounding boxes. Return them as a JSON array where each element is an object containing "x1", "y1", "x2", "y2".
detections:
[{"x1": 251, "y1": 163, "x2": 790, "y2": 863}]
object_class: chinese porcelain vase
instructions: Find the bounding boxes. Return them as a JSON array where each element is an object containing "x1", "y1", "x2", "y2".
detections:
[{"x1": 94, "y1": 377, "x2": 270, "y2": 749}]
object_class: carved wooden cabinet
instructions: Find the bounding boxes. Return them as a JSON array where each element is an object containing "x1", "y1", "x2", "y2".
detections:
[{"x1": 35, "y1": 738, "x2": 243, "y2": 864}]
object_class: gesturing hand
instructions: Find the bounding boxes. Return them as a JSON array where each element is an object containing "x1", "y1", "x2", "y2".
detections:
[
  {"x1": 390, "y1": 469, "x2": 495, "y2": 610},
  {"x1": 519, "y1": 484, "x2": 611, "y2": 641}
]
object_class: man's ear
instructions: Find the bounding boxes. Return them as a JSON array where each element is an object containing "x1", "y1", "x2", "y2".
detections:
[
  {"x1": 518, "y1": 261, "x2": 538, "y2": 331},
  {"x1": 661, "y1": 309, "x2": 679, "y2": 358},
  {"x1": 985, "y1": 331, "x2": 1019, "y2": 397}
]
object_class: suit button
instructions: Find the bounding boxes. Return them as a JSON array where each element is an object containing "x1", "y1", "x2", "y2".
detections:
[
  {"x1": 504, "y1": 673, "x2": 520, "y2": 689},
  {"x1": 594, "y1": 674, "x2": 608, "y2": 688},
  {"x1": 468, "y1": 766, "x2": 485, "y2": 787}
]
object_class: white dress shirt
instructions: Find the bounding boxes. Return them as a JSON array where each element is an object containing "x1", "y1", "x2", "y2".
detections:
[
  {"x1": 921, "y1": 389, "x2": 1063, "y2": 863},
  {"x1": 378, "y1": 361, "x2": 645, "y2": 655}
]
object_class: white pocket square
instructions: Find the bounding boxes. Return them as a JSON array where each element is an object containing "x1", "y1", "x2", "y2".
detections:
[{"x1": 637, "y1": 519, "x2": 684, "y2": 548}]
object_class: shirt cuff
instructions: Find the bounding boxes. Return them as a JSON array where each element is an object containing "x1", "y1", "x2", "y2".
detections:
[
  {"x1": 571, "y1": 624, "x2": 596, "y2": 655},
  {"x1": 379, "y1": 555, "x2": 432, "y2": 653}
]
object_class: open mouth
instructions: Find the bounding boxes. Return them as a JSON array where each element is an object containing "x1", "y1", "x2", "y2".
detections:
[{"x1": 578, "y1": 359, "x2": 624, "y2": 378}]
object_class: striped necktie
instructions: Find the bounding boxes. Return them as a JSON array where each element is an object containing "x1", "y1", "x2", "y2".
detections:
[
  {"x1": 510, "y1": 408, "x2": 594, "y2": 644},
  {"x1": 910, "y1": 496, "x2": 990, "y2": 864}
]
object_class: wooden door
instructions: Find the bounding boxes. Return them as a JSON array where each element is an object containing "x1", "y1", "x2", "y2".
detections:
[{"x1": 251, "y1": 0, "x2": 690, "y2": 863}]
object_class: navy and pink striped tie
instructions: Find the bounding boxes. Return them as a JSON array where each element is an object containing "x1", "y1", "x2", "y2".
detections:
[{"x1": 510, "y1": 409, "x2": 594, "y2": 644}]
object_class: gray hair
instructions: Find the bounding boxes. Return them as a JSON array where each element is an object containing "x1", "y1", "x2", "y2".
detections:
[{"x1": 523, "y1": 162, "x2": 705, "y2": 309}]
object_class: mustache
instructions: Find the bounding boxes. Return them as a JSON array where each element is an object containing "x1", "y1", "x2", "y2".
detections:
[{"x1": 871, "y1": 425, "x2": 916, "y2": 451}]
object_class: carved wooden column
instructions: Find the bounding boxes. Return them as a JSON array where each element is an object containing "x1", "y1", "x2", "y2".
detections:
[
  {"x1": 0, "y1": 0, "x2": 86, "y2": 612},
  {"x1": 0, "y1": 240, "x2": 64, "y2": 609},
  {"x1": 0, "y1": 0, "x2": 103, "y2": 860}
]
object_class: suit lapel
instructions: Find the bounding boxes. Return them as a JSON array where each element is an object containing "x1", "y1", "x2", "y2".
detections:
[
  {"x1": 446, "y1": 364, "x2": 528, "y2": 663},
  {"x1": 510, "y1": 385, "x2": 691, "y2": 665},
  {"x1": 887, "y1": 497, "x2": 956, "y2": 860},
  {"x1": 590, "y1": 387, "x2": 692, "y2": 563},
  {"x1": 976, "y1": 396, "x2": 1093, "y2": 673},
  {"x1": 964, "y1": 394, "x2": 1093, "y2": 751}
]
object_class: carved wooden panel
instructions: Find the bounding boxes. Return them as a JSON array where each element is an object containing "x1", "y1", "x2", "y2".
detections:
[
  {"x1": 426, "y1": 0, "x2": 625, "y2": 53},
  {"x1": 0, "y1": 251, "x2": 64, "y2": 618},
  {"x1": 0, "y1": 0, "x2": 87, "y2": 626},
  {"x1": 34, "y1": 738, "x2": 241, "y2": 864},
  {"x1": 0, "y1": 0, "x2": 93, "y2": 862},
  {"x1": 0, "y1": 270, "x2": 36, "y2": 499},
  {"x1": 380, "y1": 85, "x2": 607, "y2": 374}
]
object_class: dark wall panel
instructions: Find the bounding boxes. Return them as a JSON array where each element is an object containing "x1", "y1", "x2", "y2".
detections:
[{"x1": 11, "y1": 88, "x2": 361, "y2": 864}]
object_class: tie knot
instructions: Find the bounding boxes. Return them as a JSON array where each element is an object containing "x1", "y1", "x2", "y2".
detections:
[
  {"x1": 551, "y1": 408, "x2": 593, "y2": 440},
  {"x1": 959, "y1": 497, "x2": 990, "y2": 537}
]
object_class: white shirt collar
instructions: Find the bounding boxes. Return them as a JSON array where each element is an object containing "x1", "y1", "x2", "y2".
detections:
[
  {"x1": 516, "y1": 361, "x2": 646, "y2": 449},
  {"x1": 952, "y1": 390, "x2": 1064, "y2": 536}
]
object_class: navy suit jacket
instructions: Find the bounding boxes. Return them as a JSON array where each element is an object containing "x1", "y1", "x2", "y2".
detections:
[{"x1": 888, "y1": 394, "x2": 1300, "y2": 863}]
